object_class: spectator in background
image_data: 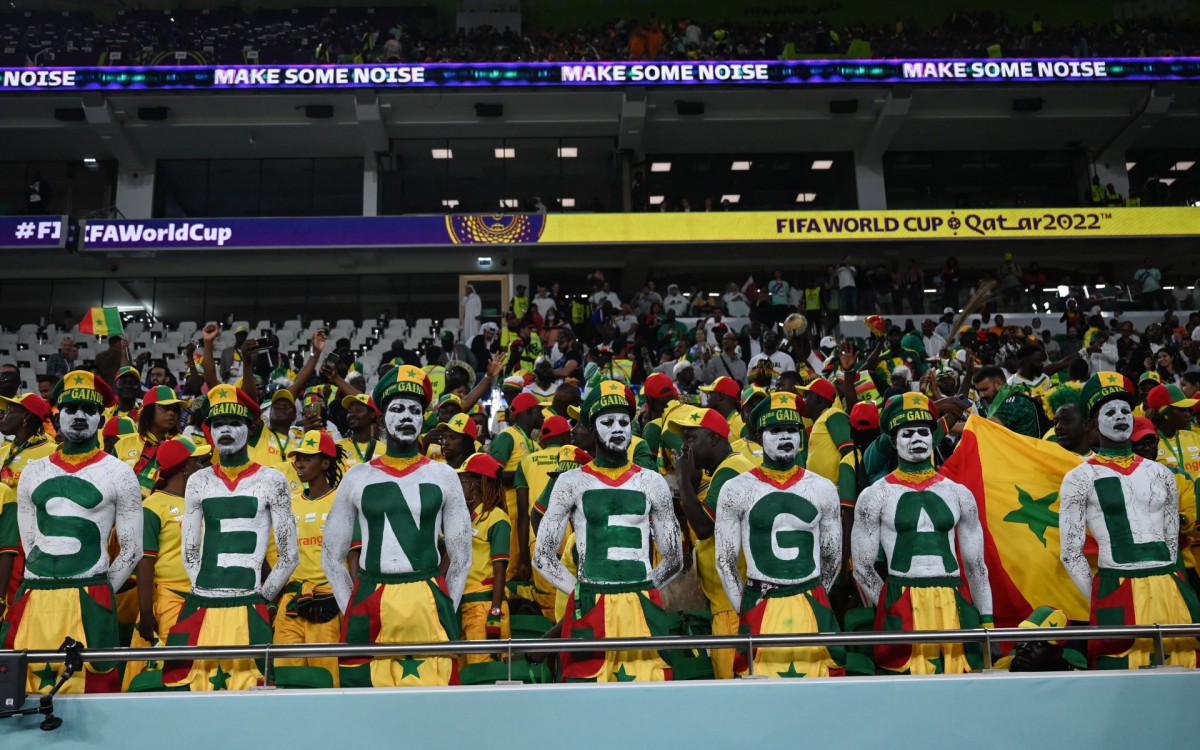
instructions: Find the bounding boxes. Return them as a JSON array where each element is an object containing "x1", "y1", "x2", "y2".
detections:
[
  {"x1": 722, "y1": 282, "x2": 751, "y2": 318},
  {"x1": 614, "y1": 304, "x2": 639, "y2": 338},
  {"x1": 1024, "y1": 262, "x2": 1048, "y2": 309},
  {"x1": 871, "y1": 263, "x2": 894, "y2": 314},
  {"x1": 26, "y1": 173, "x2": 52, "y2": 214},
  {"x1": 738, "y1": 320, "x2": 764, "y2": 365},
  {"x1": 768, "y1": 270, "x2": 790, "y2": 324},
  {"x1": 705, "y1": 331, "x2": 747, "y2": 384},
  {"x1": 591, "y1": 281, "x2": 620, "y2": 310},
  {"x1": 657, "y1": 310, "x2": 689, "y2": 353},
  {"x1": 469, "y1": 322, "x2": 500, "y2": 371},
  {"x1": 902, "y1": 258, "x2": 925, "y2": 314},
  {"x1": 0, "y1": 364, "x2": 20, "y2": 399},
  {"x1": 1133, "y1": 259, "x2": 1164, "y2": 310},
  {"x1": 998, "y1": 252, "x2": 1023, "y2": 309},
  {"x1": 835, "y1": 257, "x2": 858, "y2": 314},
  {"x1": 663, "y1": 283, "x2": 690, "y2": 317},
  {"x1": 44, "y1": 335, "x2": 76, "y2": 380},
  {"x1": 632, "y1": 282, "x2": 661, "y2": 317},
  {"x1": 1042, "y1": 329, "x2": 1061, "y2": 357},
  {"x1": 93, "y1": 335, "x2": 128, "y2": 386},
  {"x1": 532, "y1": 285, "x2": 557, "y2": 321},
  {"x1": 940, "y1": 256, "x2": 961, "y2": 311},
  {"x1": 921, "y1": 319, "x2": 947, "y2": 361}
]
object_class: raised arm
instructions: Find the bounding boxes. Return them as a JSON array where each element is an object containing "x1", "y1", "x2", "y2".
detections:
[
  {"x1": 851, "y1": 486, "x2": 885, "y2": 606},
  {"x1": 647, "y1": 474, "x2": 683, "y2": 589},
  {"x1": 181, "y1": 475, "x2": 205, "y2": 586},
  {"x1": 201, "y1": 324, "x2": 221, "y2": 390},
  {"x1": 817, "y1": 484, "x2": 843, "y2": 592},
  {"x1": 532, "y1": 478, "x2": 576, "y2": 593},
  {"x1": 261, "y1": 474, "x2": 298, "y2": 601},
  {"x1": 107, "y1": 463, "x2": 144, "y2": 591},
  {"x1": 321, "y1": 477, "x2": 359, "y2": 611},
  {"x1": 954, "y1": 486, "x2": 992, "y2": 621},
  {"x1": 287, "y1": 330, "x2": 327, "y2": 399},
  {"x1": 1058, "y1": 468, "x2": 1093, "y2": 599},
  {"x1": 439, "y1": 470, "x2": 473, "y2": 609},
  {"x1": 713, "y1": 483, "x2": 747, "y2": 612}
]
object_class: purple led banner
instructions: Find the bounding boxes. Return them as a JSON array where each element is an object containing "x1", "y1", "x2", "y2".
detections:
[
  {"x1": 0, "y1": 216, "x2": 68, "y2": 249},
  {"x1": 1, "y1": 58, "x2": 1197, "y2": 92}
]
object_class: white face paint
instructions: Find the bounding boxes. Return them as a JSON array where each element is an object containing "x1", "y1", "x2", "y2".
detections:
[
  {"x1": 762, "y1": 424, "x2": 801, "y2": 464},
  {"x1": 210, "y1": 419, "x2": 250, "y2": 456},
  {"x1": 594, "y1": 410, "x2": 631, "y2": 453},
  {"x1": 1096, "y1": 399, "x2": 1133, "y2": 442},
  {"x1": 385, "y1": 397, "x2": 424, "y2": 446},
  {"x1": 895, "y1": 425, "x2": 933, "y2": 463},
  {"x1": 59, "y1": 404, "x2": 102, "y2": 442}
]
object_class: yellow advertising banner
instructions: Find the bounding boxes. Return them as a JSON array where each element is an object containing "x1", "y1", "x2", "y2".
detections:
[{"x1": 533, "y1": 207, "x2": 1200, "y2": 244}]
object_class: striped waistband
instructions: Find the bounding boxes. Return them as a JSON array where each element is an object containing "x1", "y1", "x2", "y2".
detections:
[
  {"x1": 359, "y1": 568, "x2": 439, "y2": 586},
  {"x1": 577, "y1": 579, "x2": 653, "y2": 596},
  {"x1": 21, "y1": 574, "x2": 110, "y2": 591},
  {"x1": 885, "y1": 575, "x2": 962, "y2": 589},
  {"x1": 1097, "y1": 563, "x2": 1177, "y2": 580}
]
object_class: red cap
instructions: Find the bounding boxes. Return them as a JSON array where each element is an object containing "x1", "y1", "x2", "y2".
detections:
[
  {"x1": 700, "y1": 376, "x2": 741, "y2": 404},
  {"x1": 156, "y1": 437, "x2": 212, "y2": 474},
  {"x1": 1130, "y1": 416, "x2": 1157, "y2": 442},
  {"x1": 510, "y1": 392, "x2": 540, "y2": 416},
  {"x1": 458, "y1": 452, "x2": 503, "y2": 479},
  {"x1": 849, "y1": 402, "x2": 880, "y2": 430},
  {"x1": 541, "y1": 415, "x2": 571, "y2": 440},
  {"x1": 0, "y1": 392, "x2": 52, "y2": 421},
  {"x1": 143, "y1": 385, "x2": 183, "y2": 408},
  {"x1": 799, "y1": 378, "x2": 837, "y2": 403},
  {"x1": 1146, "y1": 384, "x2": 1199, "y2": 412},
  {"x1": 643, "y1": 372, "x2": 678, "y2": 399}
]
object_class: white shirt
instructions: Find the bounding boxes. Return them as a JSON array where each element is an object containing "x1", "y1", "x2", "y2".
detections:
[
  {"x1": 591, "y1": 290, "x2": 620, "y2": 309},
  {"x1": 747, "y1": 351, "x2": 795, "y2": 378},
  {"x1": 923, "y1": 332, "x2": 947, "y2": 360},
  {"x1": 663, "y1": 293, "x2": 690, "y2": 317},
  {"x1": 723, "y1": 292, "x2": 750, "y2": 318},
  {"x1": 836, "y1": 264, "x2": 857, "y2": 289},
  {"x1": 532, "y1": 295, "x2": 557, "y2": 318}
]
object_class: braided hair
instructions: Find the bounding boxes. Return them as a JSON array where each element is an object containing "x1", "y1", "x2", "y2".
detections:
[{"x1": 324, "y1": 445, "x2": 348, "y2": 489}]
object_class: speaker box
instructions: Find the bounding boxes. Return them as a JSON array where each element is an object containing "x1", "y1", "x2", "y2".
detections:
[
  {"x1": 829, "y1": 99, "x2": 858, "y2": 114},
  {"x1": 54, "y1": 107, "x2": 86, "y2": 122},
  {"x1": 303, "y1": 104, "x2": 334, "y2": 119},
  {"x1": 1012, "y1": 98, "x2": 1043, "y2": 113},
  {"x1": 137, "y1": 106, "x2": 170, "y2": 121},
  {"x1": 475, "y1": 103, "x2": 504, "y2": 118},
  {"x1": 675, "y1": 100, "x2": 705, "y2": 116}
]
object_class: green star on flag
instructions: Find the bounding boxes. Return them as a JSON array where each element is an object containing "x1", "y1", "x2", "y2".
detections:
[
  {"x1": 689, "y1": 412, "x2": 701, "y2": 422},
  {"x1": 397, "y1": 656, "x2": 424, "y2": 679},
  {"x1": 74, "y1": 374, "x2": 85, "y2": 385},
  {"x1": 78, "y1": 306, "x2": 123, "y2": 336},
  {"x1": 777, "y1": 663, "x2": 802, "y2": 678},
  {"x1": 613, "y1": 664, "x2": 637, "y2": 682},
  {"x1": 306, "y1": 437, "x2": 316, "y2": 447},
  {"x1": 1003, "y1": 486, "x2": 1059, "y2": 546},
  {"x1": 209, "y1": 666, "x2": 232, "y2": 690},
  {"x1": 33, "y1": 664, "x2": 58, "y2": 689}
]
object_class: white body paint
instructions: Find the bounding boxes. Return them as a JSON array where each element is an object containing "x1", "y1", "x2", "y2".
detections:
[
  {"x1": 1059, "y1": 456, "x2": 1179, "y2": 599},
  {"x1": 595, "y1": 412, "x2": 631, "y2": 453},
  {"x1": 851, "y1": 474, "x2": 992, "y2": 616},
  {"x1": 182, "y1": 464, "x2": 298, "y2": 601},
  {"x1": 761, "y1": 425, "x2": 801, "y2": 465},
  {"x1": 1096, "y1": 400, "x2": 1133, "y2": 443},
  {"x1": 533, "y1": 465, "x2": 683, "y2": 593},
  {"x1": 17, "y1": 452, "x2": 143, "y2": 589},
  {"x1": 713, "y1": 468, "x2": 841, "y2": 612},
  {"x1": 321, "y1": 457, "x2": 472, "y2": 610},
  {"x1": 384, "y1": 398, "x2": 423, "y2": 447}
]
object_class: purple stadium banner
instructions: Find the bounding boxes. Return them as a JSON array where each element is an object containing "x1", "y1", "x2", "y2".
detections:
[
  {"x1": 79, "y1": 216, "x2": 546, "y2": 251},
  {"x1": 1, "y1": 58, "x2": 1197, "y2": 92},
  {"x1": 0, "y1": 216, "x2": 68, "y2": 249}
]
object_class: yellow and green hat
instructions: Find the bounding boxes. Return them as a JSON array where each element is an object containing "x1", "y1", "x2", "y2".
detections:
[
  {"x1": 579, "y1": 379, "x2": 633, "y2": 425},
  {"x1": 880, "y1": 392, "x2": 937, "y2": 434},
  {"x1": 201, "y1": 383, "x2": 260, "y2": 424},
  {"x1": 551, "y1": 444, "x2": 593, "y2": 476},
  {"x1": 741, "y1": 385, "x2": 768, "y2": 410},
  {"x1": 52, "y1": 370, "x2": 116, "y2": 408},
  {"x1": 1080, "y1": 371, "x2": 1134, "y2": 419},
  {"x1": 1011, "y1": 605, "x2": 1087, "y2": 669},
  {"x1": 666, "y1": 406, "x2": 731, "y2": 439},
  {"x1": 749, "y1": 392, "x2": 804, "y2": 431},
  {"x1": 372, "y1": 364, "x2": 433, "y2": 409}
]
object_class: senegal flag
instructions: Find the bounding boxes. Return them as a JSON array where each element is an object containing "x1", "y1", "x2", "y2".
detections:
[
  {"x1": 939, "y1": 415, "x2": 1089, "y2": 626},
  {"x1": 79, "y1": 307, "x2": 123, "y2": 336}
]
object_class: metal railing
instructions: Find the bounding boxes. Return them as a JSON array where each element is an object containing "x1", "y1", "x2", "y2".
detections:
[{"x1": 6, "y1": 624, "x2": 1200, "y2": 683}]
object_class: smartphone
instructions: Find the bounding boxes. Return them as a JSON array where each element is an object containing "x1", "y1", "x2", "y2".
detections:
[{"x1": 325, "y1": 352, "x2": 340, "y2": 369}]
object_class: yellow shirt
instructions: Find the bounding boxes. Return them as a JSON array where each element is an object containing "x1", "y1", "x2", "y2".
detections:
[
  {"x1": 727, "y1": 411, "x2": 746, "y2": 441},
  {"x1": 0, "y1": 483, "x2": 18, "y2": 557},
  {"x1": 807, "y1": 403, "x2": 851, "y2": 482},
  {"x1": 694, "y1": 452, "x2": 754, "y2": 613},
  {"x1": 1156, "y1": 430, "x2": 1200, "y2": 478},
  {"x1": 1171, "y1": 472, "x2": 1198, "y2": 571},
  {"x1": 337, "y1": 436, "x2": 379, "y2": 470},
  {"x1": 142, "y1": 490, "x2": 191, "y2": 590},
  {"x1": 462, "y1": 507, "x2": 511, "y2": 603},
  {"x1": 289, "y1": 487, "x2": 337, "y2": 587},
  {"x1": 250, "y1": 426, "x2": 303, "y2": 468},
  {"x1": 0, "y1": 434, "x2": 56, "y2": 488},
  {"x1": 555, "y1": 531, "x2": 578, "y2": 622},
  {"x1": 113, "y1": 432, "x2": 148, "y2": 467},
  {"x1": 515, "y1": 446, "x2": 560, "y2": 510},
  {"x1": 731, "y1": 438, "x2": 764, "y2": 466}
]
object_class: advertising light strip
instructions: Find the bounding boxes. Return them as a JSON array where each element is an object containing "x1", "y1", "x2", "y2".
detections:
[{"x1": 2, "y1": 58, "x2": 1198, "y2": 92}]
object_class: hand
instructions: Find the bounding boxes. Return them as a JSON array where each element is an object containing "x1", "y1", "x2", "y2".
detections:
[
  {"x1": 838, "y1": 340, "x2": 858, "y2": 371},
  {"x1": 184, "y1": 342, "x2": 196, "y2": 357},
  {"x1": 312, "y1": 330, "x2": 326, "y2": 353},
  {"x1": 1144, "y1": 356, "x2": 1153, "y2": 370},
  {"x1": 513, "y1": 561, "x2": 531, "y2": 581},
  {"x1": 486, "y1": 351, "x2": 505, "y2": 379},
  {"x1": 202, "y1": 323, "x2": 219, "y2": 344},
  {"x1": 137, "y1": 615, "x2": 157, "y2": 644},
  {"x1": 241, "y1": 337, "x2": 259, "y2": 355},
  {"x1": 135, "y1": 351, "x2": 151, "y2": 366},
  {"x1": 673, "y1": 447, "x2": 695, "y2": 489},
  {"x1": 319, "y1": 361, "x2": 335, "y2": 381}
]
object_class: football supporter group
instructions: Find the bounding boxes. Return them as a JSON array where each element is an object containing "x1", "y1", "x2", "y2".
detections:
[{"x1": 1, "y1": 274, "x2": 1198, "y2": 693}]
